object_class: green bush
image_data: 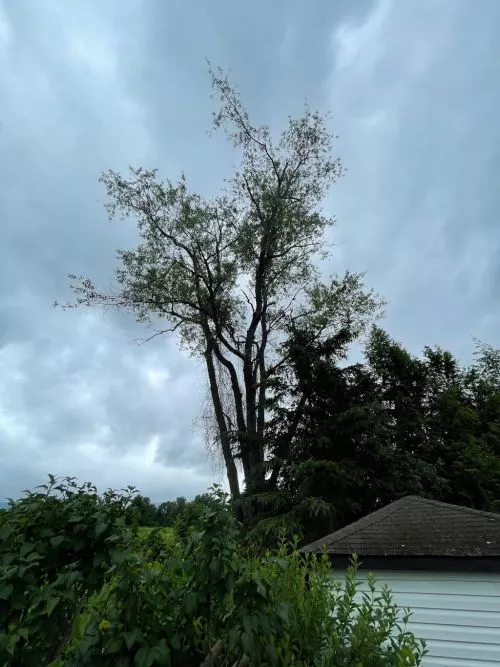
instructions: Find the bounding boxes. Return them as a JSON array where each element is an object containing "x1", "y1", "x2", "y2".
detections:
[
  {"x1": 0, "y1": 476, "x2": 137, "y2": 666},
  {"x1": 0, "y1": 479, "x2": 426, "y2": 666}
]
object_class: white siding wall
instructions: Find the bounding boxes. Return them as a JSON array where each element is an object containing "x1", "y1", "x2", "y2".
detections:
[{"x1": 332, "y1": 570, "x2": 500, "y2": 667}]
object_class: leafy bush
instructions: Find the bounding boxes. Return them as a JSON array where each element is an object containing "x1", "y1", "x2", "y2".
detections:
[
  {"x1": 0, "y1": 479, "x2": 426, "y2": 666},
  {"x1": 0, "y1": 476, "x2": 137, "y2": 666}
]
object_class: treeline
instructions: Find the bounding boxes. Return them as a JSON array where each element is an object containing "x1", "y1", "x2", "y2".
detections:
[
  {"x1": 127, "y1": 324, "x2": 500, "y2": 550},
  {"x1": 127, "y1": 492, "x2": 216, "y2": 530}
]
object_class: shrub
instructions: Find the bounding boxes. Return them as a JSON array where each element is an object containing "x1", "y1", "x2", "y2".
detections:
[
  {"x1": 1, "y1": 479, "x2": 426, "y2": 666},
  {"x1": 0, "y1": 476, "x2": 137, "y2": 666}
]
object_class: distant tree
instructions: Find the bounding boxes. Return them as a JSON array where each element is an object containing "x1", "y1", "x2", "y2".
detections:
[
  {"x1": 128, "y1": 494, "x2": 159, "y2": 527},
  {"x1": 60, "y1": 65, "x2": 382, "y2": 499},
  {"x1": 156, "y1": 496, "x2": 187, "y2": 526},
  {"x1": 193, "y1": 492, "x2": 219, "y2": 508}
]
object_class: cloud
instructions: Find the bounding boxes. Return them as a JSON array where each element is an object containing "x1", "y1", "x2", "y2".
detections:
[
  {"x1": 1, "y1": 0, "x2": 499, "y2": 501},
  {"x1": 326, "y1": 0, "x2": 500, "y2": 359},
  {"x1": 0, "y1": 305, "x2": 213, "y2": 502},
  {"x1": 0, "y1": 0, "x2": 215, "y2": 501}
]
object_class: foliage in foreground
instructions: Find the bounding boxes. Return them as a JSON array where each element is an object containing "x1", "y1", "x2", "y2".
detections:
[{"x1": 0, "y1": 477, "x2": 426, "y2": 666}]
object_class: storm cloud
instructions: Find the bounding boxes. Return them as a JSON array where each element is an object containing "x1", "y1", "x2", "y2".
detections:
[{"x1": 1, "y1": 0, "x2": 499, "y2": 501}]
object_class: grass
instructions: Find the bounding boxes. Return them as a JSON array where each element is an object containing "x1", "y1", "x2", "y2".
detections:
[
  {"x1": 137, "y1": 526, "x2": 177, "y2": 547},
  {"x1": 137, "y1": 526, "x2": 175, "y2": 539}
]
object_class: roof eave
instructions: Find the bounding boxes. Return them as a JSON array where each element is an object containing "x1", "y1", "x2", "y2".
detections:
[{"x1": 325, "y1": 554, "x2": 500, "y2": 573}]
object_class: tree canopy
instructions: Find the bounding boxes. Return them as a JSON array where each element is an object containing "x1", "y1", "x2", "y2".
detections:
[
  {"x1": 245, "y1": 325, "x2": 500, "y2": 547},
  {"x1": 61, "y1": 66, "x2": 383, "y2": 498}
]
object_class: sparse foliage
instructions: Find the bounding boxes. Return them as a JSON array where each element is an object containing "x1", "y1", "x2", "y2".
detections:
[{"x1": 59, "y1": 66, "x2": 383, "y2": 498}]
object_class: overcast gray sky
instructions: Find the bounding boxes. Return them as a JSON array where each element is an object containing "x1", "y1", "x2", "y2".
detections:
[{"x1": 1, "y1": 0, "x2": 499, "y2": 503}]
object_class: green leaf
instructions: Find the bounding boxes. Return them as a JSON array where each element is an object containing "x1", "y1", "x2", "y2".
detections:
[
  {"x1": 71, "y1": 610, "x2": 83, "y2": 642},
  {"x1": 265, "y1": 642, "x2": 277, "y2": 662},
  {"x1": 152, "y1": 639, "x2": 170, "y2": 665},
  {"x1": 276, "y1": 601, "x2": 289, "y2": 623},
  {"x1": 46, "y1": 597, "x2": 60, "y2": 617},
  {"x1": 95, "y1": 522, "x2": 109, "y2": 538},
  {"x1": 228, "y1": 627, "x2": 240, "y2": 650},
  {"x1": 20, "y1": 541, "x2": 35, "y2": 557},
  {"x1": 107, "y1": 636, "x2": 123, "y2": 654},
  {"x1": 0, "y1": 584, "x2": 13, "y2": 600},
  {"x1": 6, "y1": 632, "x2": 21, "y2": 654},
  {"x1": 50, "y1": 535, "x2": 65, "y2": 548},
  {"x1": 135, "y1": 647, "x2": 155, "y2": 667},
  {"x1": 124, "y1": 627, "x2": 142, "y2": 650}
]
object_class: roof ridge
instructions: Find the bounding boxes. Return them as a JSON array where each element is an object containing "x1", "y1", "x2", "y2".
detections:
[{"x1": 410, "y1": 495, "x2": 500, "y2": 521}]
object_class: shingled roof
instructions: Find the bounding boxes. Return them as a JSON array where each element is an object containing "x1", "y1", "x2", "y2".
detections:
[{"x1": 300, "y1": 496, "x2": 500, "y2": 558}]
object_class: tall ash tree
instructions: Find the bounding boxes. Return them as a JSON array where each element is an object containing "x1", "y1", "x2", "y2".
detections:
[{"x1": 60, "y1": 67, "x2": 382, "y2": 498}]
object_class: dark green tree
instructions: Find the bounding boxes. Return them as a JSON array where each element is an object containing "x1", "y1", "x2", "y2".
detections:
[
  {"x1": 128, "y1": 494, "x2": 160, "y2": 527},
  {"x1": 420, "y1": 342, "x2": 500, "y2": 510},
  {"x1": 156, "y1": 497, "x2": 187, "y2": 526},
  {"x1": 367, "y1": 329, "x2": 500, "y2": 511},
  {"x1": 247, "y1": 326, "x2": 500, "y2": 547}
]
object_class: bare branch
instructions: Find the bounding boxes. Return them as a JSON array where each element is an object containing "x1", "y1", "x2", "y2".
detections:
[{"x1": 134, "y1": 321, "x2": 184, "y2": 345}]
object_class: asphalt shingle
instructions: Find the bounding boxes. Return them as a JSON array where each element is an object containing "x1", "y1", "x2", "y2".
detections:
[{"x1": 300, "y1": 496, "x2": 500, "y2": 557}]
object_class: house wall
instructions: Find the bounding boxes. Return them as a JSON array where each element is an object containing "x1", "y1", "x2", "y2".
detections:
[{"x1": 332, "y1": 570, "x2": 500, "y2": 666}]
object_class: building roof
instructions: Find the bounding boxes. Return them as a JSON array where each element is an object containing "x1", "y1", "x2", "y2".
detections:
[{"x1": 300, "y1": 496, "x2": 500, "y2": 558}]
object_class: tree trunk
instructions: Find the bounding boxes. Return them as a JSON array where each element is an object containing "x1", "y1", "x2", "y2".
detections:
[
  {"x1": 204, "y1": 344, "x2": 240, "y2": 498},
  {"x1": 200, "y1": 640, "x2": 250, "y2": 667}
]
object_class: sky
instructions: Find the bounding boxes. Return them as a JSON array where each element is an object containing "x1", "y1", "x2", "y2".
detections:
[{"x1": 1, "y1": 0, "x2": 499, "y2": 503}]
